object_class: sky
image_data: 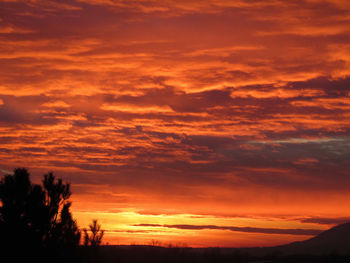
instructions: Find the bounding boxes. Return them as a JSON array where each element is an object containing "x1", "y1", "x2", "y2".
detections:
[{"x1": 0, "y1": 0, "x2": 350, "y2": 247}]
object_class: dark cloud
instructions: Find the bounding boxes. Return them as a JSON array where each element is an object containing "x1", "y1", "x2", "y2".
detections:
[
  {"x1": 134, "y1": 224, "x2": 323, "y2": 236},
  {"x1": 290, "y1": 76, "x2": 350, "y2": 97},
  {"x1": 299, "y1": 217, "x2": 350, "y2": 225}
]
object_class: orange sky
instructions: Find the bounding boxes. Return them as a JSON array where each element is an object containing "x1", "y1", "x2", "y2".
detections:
[{"x1": 1, "y1": 0, "x2": 350, "y2": 247}]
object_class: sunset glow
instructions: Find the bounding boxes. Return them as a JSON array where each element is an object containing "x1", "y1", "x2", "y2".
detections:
[{"x1": 1, "y1": 0, "x2": 350, "y2": 247}]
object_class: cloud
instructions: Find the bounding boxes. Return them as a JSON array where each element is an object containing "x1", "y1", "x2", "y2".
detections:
[
  {"x1": 134, "y1": 223, "x2": 323, "y2": 236},
  {"x1": 299, "y1": 217, "x2": 350, "y2": 225},
  {"x1": 1, "y1": 0, "x2": 350, "y2": 246}
]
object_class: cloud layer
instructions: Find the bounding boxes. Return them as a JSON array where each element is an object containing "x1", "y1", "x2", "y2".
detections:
[{"x1": 0, "y1": 0, "x2": 350, "y2": 246}]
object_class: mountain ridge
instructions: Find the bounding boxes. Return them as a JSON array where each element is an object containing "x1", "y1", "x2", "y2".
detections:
[{"x1": 243, "y1": 222, "x2": 350, "y2": 256}]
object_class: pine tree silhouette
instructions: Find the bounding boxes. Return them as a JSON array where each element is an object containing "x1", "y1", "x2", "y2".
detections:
[
  {"x1": 0, "y1": 168, "x2": 81, "y2": 260},
  {"x1": 83, "y1": 219, "x2": 104, "y2": 247}
]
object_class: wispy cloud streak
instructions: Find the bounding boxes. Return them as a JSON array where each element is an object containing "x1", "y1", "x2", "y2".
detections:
[{"x1": 134, "y1": 224, "x2": 323, "y2": 236}]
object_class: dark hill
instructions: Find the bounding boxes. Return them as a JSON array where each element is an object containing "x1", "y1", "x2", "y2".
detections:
[{"x1": 259, "y1": 222, "x2": 350, "y2": 256}]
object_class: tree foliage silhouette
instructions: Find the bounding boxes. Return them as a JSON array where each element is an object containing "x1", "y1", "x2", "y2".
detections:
[
  {"x1": 0, "y1": 168, "x2": 80, "y2": 253},
  {"x1": 83, "y1": 219, "x2": 104, "y2": 247}
]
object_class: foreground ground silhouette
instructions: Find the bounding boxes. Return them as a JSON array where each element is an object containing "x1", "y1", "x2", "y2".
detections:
[{"x1": 1, "y1": 168, "x2": 350, "y2": 263}]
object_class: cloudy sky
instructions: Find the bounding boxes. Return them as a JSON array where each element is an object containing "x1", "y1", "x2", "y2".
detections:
[{"x1": 0, "y1": 0, "x2": 350, "y2": 247}]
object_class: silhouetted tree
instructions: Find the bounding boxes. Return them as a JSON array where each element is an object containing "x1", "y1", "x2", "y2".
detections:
[
  {"x1": 83, "y1": 219, "x2": 104, "y2": 247},
  {"x1": 42, "y1": 172, "x2": 81, "y2": 249},
  {"x1": 0, "y1": 168, "x2": 80, "y2": 258}
]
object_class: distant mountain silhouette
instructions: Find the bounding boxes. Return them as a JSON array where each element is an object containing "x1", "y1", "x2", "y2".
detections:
[{"x1": 262, "y1": 222, "x2": 350, "y2": 256}]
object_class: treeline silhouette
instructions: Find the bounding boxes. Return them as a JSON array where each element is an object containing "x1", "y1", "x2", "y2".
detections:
[{"x1": 0, "y1": 168, "x2": 103, "y2": 262}]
